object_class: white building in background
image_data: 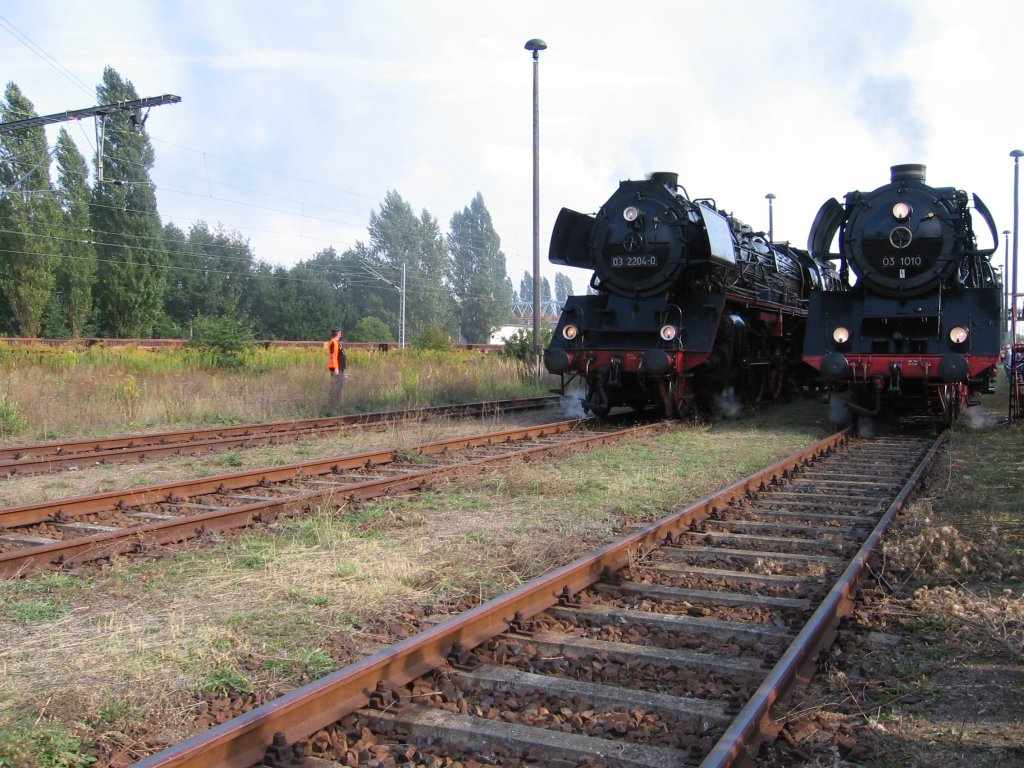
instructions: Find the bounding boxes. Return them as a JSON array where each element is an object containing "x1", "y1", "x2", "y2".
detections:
[{"x1": 489, "y1": 325, "x2": 530, "y2": 345}]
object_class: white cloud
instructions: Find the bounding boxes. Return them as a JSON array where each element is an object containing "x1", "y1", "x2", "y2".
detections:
[{"x1": 3, "y1": 0, "x2": 1024, "y2": 293}]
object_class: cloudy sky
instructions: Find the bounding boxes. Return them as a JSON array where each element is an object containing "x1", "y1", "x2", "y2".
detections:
[{"x1": 3, "y1": 1, "x2": 1023, "y2": 297}]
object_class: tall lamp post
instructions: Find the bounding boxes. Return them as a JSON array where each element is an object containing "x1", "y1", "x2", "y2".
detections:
[
  {"x1": 765, "y1": 193, "x2": 776, "y2": 243},
  {"x1": 526, "y1": 38, "x2": 547, "y2": 378},
  {"x1": 1004, "y1": 229, "x2": 1012, "y2": 344},
  {"x1": 1010, "y1": 149, "x2": 1023, "y2": 423}
]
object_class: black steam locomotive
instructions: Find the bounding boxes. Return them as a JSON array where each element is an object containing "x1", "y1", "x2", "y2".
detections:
[
  {"x1": 543, "y1": 172, "x2": 839, "y2": 417},
  {"x1": 802, "y1": 164, "x2": 1001, "y2": 425}
]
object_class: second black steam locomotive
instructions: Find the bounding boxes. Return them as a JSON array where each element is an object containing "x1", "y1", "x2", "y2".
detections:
[
  {"x1": 802, "y1": 164, "x2": 1002, "y2": 425},
  {"x1": 543, "y1": 172, "x2": 839, "y2": 417}
]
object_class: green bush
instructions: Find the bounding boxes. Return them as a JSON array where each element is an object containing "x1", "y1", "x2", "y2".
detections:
[
  {"x1": 413, "y1": 328, "x2": 453, "y2": 351},
  {"x1": 347, "y1": 317, "x2": 394, "y2": 343},
  {"x1": 186, "y1": 315, "x2": 256, "y2": 368},
  {"x1": 499, "y1": 327, "x2": 551, "y2": 364}
]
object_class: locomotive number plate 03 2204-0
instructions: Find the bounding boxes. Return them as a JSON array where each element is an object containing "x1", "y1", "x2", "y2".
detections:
[{"x1": 610, "y1": 255, "x2": 659, "y2": 269}]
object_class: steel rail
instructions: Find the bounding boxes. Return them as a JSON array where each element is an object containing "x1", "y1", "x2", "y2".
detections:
[
  {"x1": 0, "y1": 418, "x2": 582, "y2": 528},
  {"x1": 0, "y1": 420, "x2": 654, "y2": 578},
  {"x1": 0, "y1": 397, "x2": 555, "y2": 476},
  {"x1": 698, "y1": 430, "x2": 946, "y2": 768},
  {"x1": 131, "y1": 428, "x2": 851, "y2": 768}
]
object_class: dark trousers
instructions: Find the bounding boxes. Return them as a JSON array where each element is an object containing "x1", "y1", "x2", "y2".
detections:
[{"x1": 329, "y1": 370, "x2": 345, "y2": 413}]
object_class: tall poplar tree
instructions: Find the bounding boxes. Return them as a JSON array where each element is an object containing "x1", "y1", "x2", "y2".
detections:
[
  {"x1": 90, "y1": 67, "x2": 167, "y2": 337},
  {"x1": 0, "y1": 82, "x2": 60, "y2": 337},
  {"x1": 519, "y1": 271, "x2": 533, "y2": 304},
  {"x1": 186, "y1": 222, "x2": 254, "y2": 317},
  {"x1": 351, "y1": 191, "x2": 456, "y2": 341},
  {"x1": 54, "y1": 128, "x2": 96, "y2": 336},
  {"x1": 448, "y1": 193, "x2": 512, "y2": 343},
  {"x1": 554, "y1": 272, "x2": 574, "y2": 306}
]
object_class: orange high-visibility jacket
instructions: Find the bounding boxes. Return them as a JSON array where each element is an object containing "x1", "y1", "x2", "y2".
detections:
[{"x1": 327, "y1": 338, "x2": 342, "y2": 371}]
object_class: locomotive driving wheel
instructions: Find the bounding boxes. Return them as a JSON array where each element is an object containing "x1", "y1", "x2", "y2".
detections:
[
  {"x1": 671, "y1": 375, "x2": 696, "y2": 419},
  {"x1": 745, "y1": 362, "x2": 784, "y2": 406},
  {"x1": 936, "y1": 383, "x2": 965, "y2": 427},
  {"x1": 766, "y1": 363, "x2": 786, "y2": 401},
  {"x1": 582, "y1": 381, "x2": 610, "y2": 419}
]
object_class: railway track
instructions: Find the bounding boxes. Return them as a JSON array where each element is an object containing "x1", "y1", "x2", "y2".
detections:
[
  {"x1": 0, "y1": 397, "x2": 556, "y2": 478},
  {"x1": 127, "y1": 427, "x2": 943, "y2": 768},
  {"x1": 0, "y1": 417, "x2": 658, "y2": 578}
]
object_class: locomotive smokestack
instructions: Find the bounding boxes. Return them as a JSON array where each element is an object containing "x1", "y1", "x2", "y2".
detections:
[
  {"x1": 891, "y1": 164, "x2": 926, "y2": 183},
  {"x1": 649, "y1": 172, "x2": 679, "y2": 189}
]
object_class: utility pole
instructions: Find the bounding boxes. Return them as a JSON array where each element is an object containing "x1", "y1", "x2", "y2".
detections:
[
  {"x1": 353, "y1": 260, "x2": 406, "y2": 348},
  {"x1": 525, "y1": 38, "x2": 547, "y2": 378},
  {"x1": 0, "y1": 94, "x2": 181, "y2": 187}
]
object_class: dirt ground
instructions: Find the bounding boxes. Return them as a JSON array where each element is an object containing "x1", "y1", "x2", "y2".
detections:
[{"x1": 759, "y1": 402, "x2": 1024, "y2": 767}]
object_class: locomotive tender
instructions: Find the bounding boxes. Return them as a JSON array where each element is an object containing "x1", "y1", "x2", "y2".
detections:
[
  {"x1": 803, "y1": 163, "x2": 1001, "y2": 425},
  {"x1": 543, "y1": 172, "x2": 838, "y2": 417}
]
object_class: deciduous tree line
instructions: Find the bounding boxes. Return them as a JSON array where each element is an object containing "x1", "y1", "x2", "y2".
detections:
[{"x1": 1, "y1": 67, "x2": 575, "y2": 344}]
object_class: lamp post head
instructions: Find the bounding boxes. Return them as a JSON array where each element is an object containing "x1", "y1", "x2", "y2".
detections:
[
  {"x1": 1012, "y1": 149, "x2": 1024, "y2": 160},
  {"x1": 525, "y1": 38, "x2": 547, "y2": 59},
  {"x1": 765, "y1": 193, "x2": 776, "y2": 203}
]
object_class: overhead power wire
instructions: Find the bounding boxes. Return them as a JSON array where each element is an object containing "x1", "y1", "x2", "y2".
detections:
[{"x1": 0, "y1": 14, "x2": 94, "y2": 98}]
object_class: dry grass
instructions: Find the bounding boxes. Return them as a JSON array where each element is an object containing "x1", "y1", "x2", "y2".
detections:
[{"x1": 0, "y1": 346, "x2": 542, "y2": 442}]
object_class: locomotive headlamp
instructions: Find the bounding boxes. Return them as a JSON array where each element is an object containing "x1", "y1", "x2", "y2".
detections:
[
  {"x1": 892, "y1": 201, "x2": 912, "y2": 220},
  {"x1": 561, "y1": 324, "x2": 579, "y2": 341},
  {"x1": 623, "y1": 206, "x2": 640, "y2": 222},
  {"x1": 832, "y1": 326, "x2": 851, "y2": 344},
  {"x1": 659, "y1": 324, "x2": 678, "y2": 341},
  {"x1": 949, "y1": 326, "x2": 969, "y2": 344}
]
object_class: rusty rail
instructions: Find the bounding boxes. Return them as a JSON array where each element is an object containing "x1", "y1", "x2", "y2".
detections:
[
  {"x1": 0, "y1": 397, "x2": 556, "y2": 477},
  {"x1": 0, "y1": 419, "x2": 655, "y2": 578},
  {"x1": 131, "y1": 428, "x2": 853, "y2": 767},
  {"x1": 699, "y1": 430, "x2": 946, "y2": 767}
]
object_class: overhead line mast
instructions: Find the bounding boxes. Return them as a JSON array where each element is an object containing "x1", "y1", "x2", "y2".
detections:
[
  {"x1": 0, "y1": 94, "x2": 181, "y2": 134},
  {"x1": 0, "y1": 93, "x2": 181, "y2": 187}
]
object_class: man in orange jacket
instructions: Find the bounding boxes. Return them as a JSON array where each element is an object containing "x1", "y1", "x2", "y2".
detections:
[{"x1": 326, "y1": 327, "x2": 345, "y2": 413}]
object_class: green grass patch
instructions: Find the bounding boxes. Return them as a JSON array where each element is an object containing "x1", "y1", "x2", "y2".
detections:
[
  {"x1": 2, "y1": 600, "x2": 70, "y2": 623},
  {"x1": 0, "y1": 716, "x2": 96, "y2": 768},
  {"x1": 199, "y1": 667, "x2": 253, "y2": 696},
  {"x1": 260, "y1": 647, "x2": 335, "y2": 679}
]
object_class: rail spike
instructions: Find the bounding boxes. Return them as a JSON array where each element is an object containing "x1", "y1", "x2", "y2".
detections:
[
  {"x1": 263, "y1": 731, "x2": 307, "y2": 767},
  {"x1": 507, "y1": 611, "x2": 537, "y2": 635},
  {"x1": 446, "y1": 642, "x2": 481, "y2": 671},
  {"x1": 600, "y1": 565, "x2": 622, "y2": 585},
  {"x1": 557, "y1": 586, "x2": 582, "y2": 607}
]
